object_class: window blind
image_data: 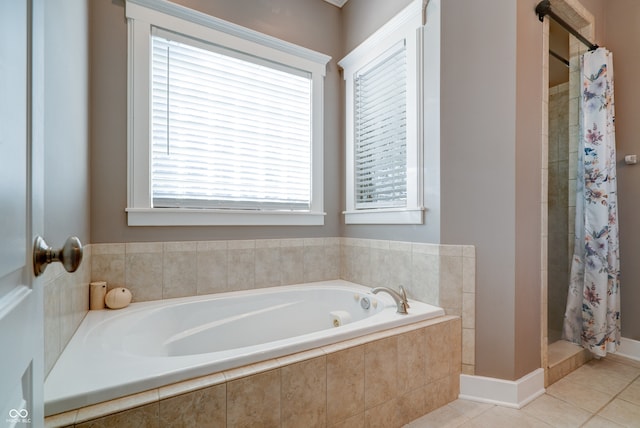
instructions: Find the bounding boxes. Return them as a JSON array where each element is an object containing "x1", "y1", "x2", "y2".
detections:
[
  {"x1": 151, "y1": 30, "x2": 312, "y2": 210},
  {"x1": 353, "y1": 41, "x2": 407, "y2": 209}
]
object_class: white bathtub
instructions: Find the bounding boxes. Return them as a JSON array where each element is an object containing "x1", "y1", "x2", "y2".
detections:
[{"x1": 44, "y1": 280, "x2": 444, "y2": 416}]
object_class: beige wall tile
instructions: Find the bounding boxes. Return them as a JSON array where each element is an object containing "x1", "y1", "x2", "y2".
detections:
[
  {"x1": 255, "y1": 244, "x2": 281, "y2": 288},
  {"x1": 329, "y1": 413, "x2": 365, "y2": 428},
  {"x1": 364, "y1": 399, "x2": 400, "y2": 428},
  {"x1": 438, "y1": 256, "x2": 463, "y2": 310},
  {"x1": 342, "y1": 241, "x2": 371, "y2": 286},
  {"x1": 449, "y1": 318, "x2": 463, "y2": 374},
  {"x1": 227, "y1": 247, "x2": 255, "y2": 291},
  {"x1": 75, "y1": 403, "x2": 159, "y2": 428},
  {"x1": 387, "y1": 246, "x2": 412, "y2": 290},
  {"x1": 45, "y1": 247, "x2": 91, "y2": 379},
  {"x1": 424, "y1": 376, "x2": 454, "y2": 415},
  {"x1": 462, "y1": 292, "x2": 475, "y2": 329},
  {"x1": 44, "y1": 279, "x2": 61, "y2": 376},
  {"x1": 58, "y1": 274, "x2": 77, "y2": 350},
  {"x1": 303, "y1": 241, "x2": 326, "y2": 283},
  {"x1": 365, "y1": 336, "x2": 398, "y2": 409},
  {"x1": 397, "y1": 329, "x2": 425, "y2": 395},
  {"x1": 162, "y1": 243, "x2": 197, "y2": 299},
  {"x1": 196, "y1": 242, "x2": 228, "y2": 295},
  {"x1": 327, "y1": 345, "x2": 365, "y2": 425},
  {"x1": 92, "y1": 252, "x2": 125, "y2": 289},
  {"x1": 45, "y1": 410, "x2": 77, "y2": 428},
  {"x1": 368, "y1": 246, "x2": 391, "y2": 288},
  {"x1": 281, "y1": 240, "x2": 304, "y2": 285},
  {"x1": 281, "y1": 356, "x2": 327, "y2": 428},
  {"x1": 324, "y1": 238, "x2": 341, "y2": 280},
  {"x1": 411, "y1": 242, "x2": 439, "y2": 255},
  {"x1": 227, "y1": 369, "x2": 280, "y2": 427},
  {"x1": 125, "y1": 251, "x2": 163, "y2": 302},
  {"x1": 397, "y1": 387, "x2": 427, "y2": 426},
  {"x1": 159, "y1": 384, "x2": 225, "y2": 427},
  {"x1": 462, "y1": 254, "x2": 476, "y2": 294},
  {"x1": 410, "y1": 251, "x2": 439, "y2": 305},
  {"x1": 462, "y1": 328, "x2": 475, "y2": 366},
  {"x1": 424, "y1": 322, "x2": 451, "y2": 384}
]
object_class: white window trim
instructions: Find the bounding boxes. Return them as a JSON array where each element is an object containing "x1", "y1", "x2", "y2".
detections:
[
  {"x1": 125, "y1": 0, "x2": 330, "y2": 226},
  {"x1": 339, "y1": 0, "x2": 424, "y2": 225}
]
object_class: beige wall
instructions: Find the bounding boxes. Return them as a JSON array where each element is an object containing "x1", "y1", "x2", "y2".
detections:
[
  {"x1": 604, "y1": 0, "x2": 640, "y2": 341},
  {"x1": 341, "y1": 0, "x2": 413, "y2": 54},
  {"x1": 340, "y1": 0, "x2": 442, "y2": 243},
  {"x1": 89, "y1": 0, "x2": 342, "y2": 243},
  {"x1": 439, "y1": 0, "x2": 539, "y2": 381}
]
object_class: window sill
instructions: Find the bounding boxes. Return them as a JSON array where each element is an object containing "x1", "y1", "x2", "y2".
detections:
[
  {"x1": 343, "y1": 208, "x2": 424, "y2": 225},
  {"x1": 126, "y1": 208, "x2": 326, "y2": 226}
]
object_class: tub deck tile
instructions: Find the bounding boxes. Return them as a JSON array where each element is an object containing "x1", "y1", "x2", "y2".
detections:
[
  {"x1": 276, "y1": 347, "x2": 327, "y2": 367},
  {"x1": 222, "y1": 359, "x2": 281, "y2": 383},
  {"x1": 75, "y1": 389, "x2": 159, "y2": 425},
  {"x1": 158, "y1": 371, "x2": 226, "y2": 401},
  {"x1": 44, "y1": 409, "x2": 77, "y2": 428}
]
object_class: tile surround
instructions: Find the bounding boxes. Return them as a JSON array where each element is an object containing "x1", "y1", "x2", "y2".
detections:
[
  {"x1": 44, "y1": 237, "x2": 475, "y2": 425},
  {"x1": 43, "y1": 245, "x2": 92, "y2": 377},
  {"x1": 45, "y1": 236, "x2": 475, "y2": 382},
  {"x1": 45, "y1": 316, "x2": 461, "y2": 428}
]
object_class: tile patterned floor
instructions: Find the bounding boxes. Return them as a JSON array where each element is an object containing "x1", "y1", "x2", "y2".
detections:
[{"x1": 406, "y1": 356, "x2": 640, "y2": 427}]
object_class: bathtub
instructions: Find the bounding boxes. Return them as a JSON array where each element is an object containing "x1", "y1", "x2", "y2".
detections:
[{"x1": 44, "y1": 280, "x2": 444, "y2": 416}]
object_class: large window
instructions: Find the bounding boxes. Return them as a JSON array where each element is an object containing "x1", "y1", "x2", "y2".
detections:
[
  {"x1": 126, "y1": 0, "x2": 329, "y2": 226},
  {"x1": 339, "y1": 0, "x2": 424, "y2": 224}
]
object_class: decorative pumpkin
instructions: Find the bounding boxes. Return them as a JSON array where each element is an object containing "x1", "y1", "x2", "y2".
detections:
[{"x1": 105, "y1": 287, "x2": 132, "y2": 309}]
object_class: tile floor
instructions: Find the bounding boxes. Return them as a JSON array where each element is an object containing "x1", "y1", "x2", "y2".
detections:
[{"x1": 406, "y1": 355, "x2": 640, "y2": 427}]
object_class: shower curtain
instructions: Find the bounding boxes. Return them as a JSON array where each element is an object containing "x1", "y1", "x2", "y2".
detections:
[{"x1": 562, "y1": 47, "x2": 621, "y2": 357}]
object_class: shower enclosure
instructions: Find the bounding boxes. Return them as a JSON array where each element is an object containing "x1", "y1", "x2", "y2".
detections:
[{"x1": 541, "y1": 0, "x2": 610, "y2": 373}]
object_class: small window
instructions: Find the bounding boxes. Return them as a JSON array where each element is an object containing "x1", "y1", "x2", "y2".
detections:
[
  {"x1": 125, "y1": 0, "x2": 330, "y2": 226},
  {"x1": 354, "y1": 40, "x2": 407, "y2": 210},
  {"x1": 339, "y1": 0, "x2": 424, "y2": 224}
]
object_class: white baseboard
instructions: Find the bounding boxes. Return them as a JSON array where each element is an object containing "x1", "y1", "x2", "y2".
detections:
[
  {"x1": 616, "y1": 337, "x2": 640, "y2": 361},
  {"x1": 459, "y1": 368, "x2": 545, "y2": 409}
]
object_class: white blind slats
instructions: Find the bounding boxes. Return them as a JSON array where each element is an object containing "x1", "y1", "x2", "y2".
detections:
[
  {"x1": 151, "y1": 35, "x2": 312, "y2": 210},
  {"x1": 353, "y1": 41, "x2": 407, "y2": 209}
]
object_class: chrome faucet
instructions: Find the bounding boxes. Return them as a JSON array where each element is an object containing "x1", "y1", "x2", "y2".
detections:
[{"x1": 371, "y1": 286, "x2": 410, "y2": 314}]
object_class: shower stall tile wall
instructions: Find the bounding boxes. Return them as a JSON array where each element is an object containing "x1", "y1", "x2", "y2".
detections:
[{"x1": 43, "y1": 238, "x2": 476, "y2": 377}]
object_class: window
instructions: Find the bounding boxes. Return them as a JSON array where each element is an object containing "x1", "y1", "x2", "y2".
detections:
[
  {"x1": 125, "y1": 0, "x2": 330, "y2": 226},
  {"x1": 339, "y1": 0, "x2": 424, "y2": 224}
]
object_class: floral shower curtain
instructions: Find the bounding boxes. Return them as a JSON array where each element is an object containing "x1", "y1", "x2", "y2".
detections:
[{"x1": 562, "y1": 47, "x2": 621, "y2": 357}]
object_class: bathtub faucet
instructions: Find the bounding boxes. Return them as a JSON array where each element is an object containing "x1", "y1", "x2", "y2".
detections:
[{"x1": 371, "y1": 286, "x2": 410, "y2": 315}]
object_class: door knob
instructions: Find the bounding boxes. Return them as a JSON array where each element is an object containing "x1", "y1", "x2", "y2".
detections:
[{"x1": 33, "y1": 236, "x2": 83, "y2": 277}]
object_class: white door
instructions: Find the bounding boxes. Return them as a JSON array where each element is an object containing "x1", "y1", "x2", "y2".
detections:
[{"x1": 0, "y1": 0, "x2": 45, "y2": 426}]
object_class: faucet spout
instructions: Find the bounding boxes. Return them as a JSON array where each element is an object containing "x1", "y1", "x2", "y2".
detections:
[{"x1": 371, "y1": 286, "x2": 410, "y2": 314}]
